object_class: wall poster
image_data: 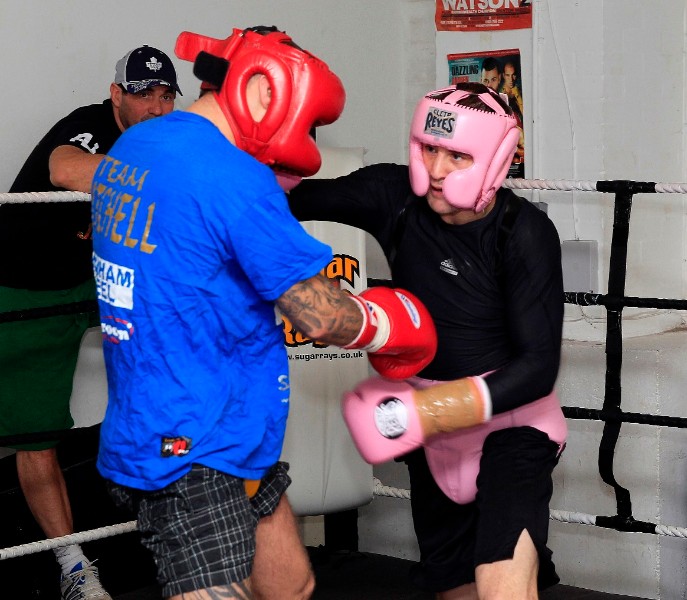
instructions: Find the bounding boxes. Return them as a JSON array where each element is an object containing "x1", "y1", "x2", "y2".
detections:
[{"x1": 447, "y1": 48, "x2": 525, "y2": 178}]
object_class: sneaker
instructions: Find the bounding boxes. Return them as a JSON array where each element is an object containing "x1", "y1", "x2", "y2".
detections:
[{"x1": 60, "y1": 561, "x2": 113, "y2": 600}]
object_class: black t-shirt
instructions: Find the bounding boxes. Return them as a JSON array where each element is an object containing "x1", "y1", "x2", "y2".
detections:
[
  {"x1": 1, "y1": 100, "x2": 121, "y2": 290},
  {"x1": 288, "y1": 163, "x2": 564, "y2": 415}
]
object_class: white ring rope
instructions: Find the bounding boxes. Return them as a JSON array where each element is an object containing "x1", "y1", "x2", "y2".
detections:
[
  {"x1": 3, "y1": 179, "x2": 687, "y2": 206},
  {"x1": 654, "y1": 524, "x2": 687, "y2": 538},
  {"x1": 0, "y1": 520, "x2": 137, "y2": 560},
  {"x1": 501, "y1": 179, "x2": 687, "y2": 194},
  {"x1": 653, "y1": 182, "x2": 687, "y2": 194},
  {"x1": 548, "y1": 509, "x2": 597, "y2": 527},
  {"x1": 1, "y1": 481, "x2": 686, "y2": 560},
  {"x1": 372, "y1": 479, "x2": 687, "y2": 538},
  {"x1": 0, "y1": 191, "x2": 90, "y2": 204},
  {"x1": 373, "y1": 477, "x2": 411, "y2": 499},
  {"x1": 502, "y1": 179, "x2": 600, "y2": 192}
]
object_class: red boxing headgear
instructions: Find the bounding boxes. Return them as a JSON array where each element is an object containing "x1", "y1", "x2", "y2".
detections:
[
  {"x1": 175, "y1": 26, "x2": 346, "y2": 190},
  {"x1": 409, "y1": 85, "x2": 519, "y2": 213}
]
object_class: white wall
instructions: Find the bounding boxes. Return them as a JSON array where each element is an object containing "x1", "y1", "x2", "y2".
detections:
[
  {"x1": 0, "y1": 0, "x2": 423, "y2": 192},
  {"x1": 548, "y1": 333, "x2": 687, "y2": 599},
  {"x1": 533, "y1": 2, "x2": 687, "y2": 315}
]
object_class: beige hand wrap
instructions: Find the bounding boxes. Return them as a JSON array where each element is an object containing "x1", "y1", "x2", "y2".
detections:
[{"x1": 413, "y1": 376, "x2": 492, "y2": 438}]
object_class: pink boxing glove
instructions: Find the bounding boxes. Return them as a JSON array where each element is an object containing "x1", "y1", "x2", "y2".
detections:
[
  {"x1": 342, "y1": 378, "x2": 426, "y2": 463},
  {"x1": 342, "y1": 375, "x2": 491, "y2": 464},
  {"x1": 344, "y1": 287, "x2": 437, "y2": 380}
]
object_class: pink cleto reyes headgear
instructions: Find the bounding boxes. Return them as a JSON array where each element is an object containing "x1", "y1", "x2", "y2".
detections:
[
  {"x1": 175, "y1": 26, "x2": 346, "y2": 191},
  {"x1": 408, "y1": 85, "x2": 520, "y2": 213}
]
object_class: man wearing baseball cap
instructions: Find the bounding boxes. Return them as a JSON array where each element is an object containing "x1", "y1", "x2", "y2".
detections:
[{"x1": 0, "y1": 44, "x2": 180, "y2": 600}]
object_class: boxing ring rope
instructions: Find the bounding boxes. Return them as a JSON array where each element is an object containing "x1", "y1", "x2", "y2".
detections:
[
  {"x1": 0, "y1": 190, "x2": 90, "y2": 204},
  {"x1": 372, "y1": 481, "x2": 687, "y2": 538},
  {"x1": 0, "y1": 521, "x2": 138, "y2": 561},
  {"x1": 4, "y1": 475, "x2": 687, "y2": 562},
  {"x1": 2, "y1": 178, "x2": 687, "y2": 560}
]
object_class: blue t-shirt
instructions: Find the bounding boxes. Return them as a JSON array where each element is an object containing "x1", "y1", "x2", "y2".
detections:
[{"x1": 91, "y1": 112, "x2": 332, "y2": 491}]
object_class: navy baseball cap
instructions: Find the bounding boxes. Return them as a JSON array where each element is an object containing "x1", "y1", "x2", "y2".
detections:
[{"x1": 114, "y1": 45, "x2": 182, "y2": 95}]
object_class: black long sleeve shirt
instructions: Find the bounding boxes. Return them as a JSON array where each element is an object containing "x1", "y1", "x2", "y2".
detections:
[{"x1": 288, "y1": 163, "x2": 564, "y2": 415}]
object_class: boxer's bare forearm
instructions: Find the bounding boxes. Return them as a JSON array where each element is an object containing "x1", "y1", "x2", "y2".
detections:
[{"x1": 276, "y1": 274, "x2": 362, "y2": 346}]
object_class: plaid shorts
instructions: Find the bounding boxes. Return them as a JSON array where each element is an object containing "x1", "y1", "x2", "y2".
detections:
[{"x1": 108, "y1": 462, "x2": 291, "y2": 597}]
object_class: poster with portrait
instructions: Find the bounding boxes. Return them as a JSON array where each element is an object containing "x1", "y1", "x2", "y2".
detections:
[
  {"x1": 435, "y1": 0, "x2": 532, "y2": 32},
  {"x1": 447, "y1": 49, "x2": 525, "y2": 178}
]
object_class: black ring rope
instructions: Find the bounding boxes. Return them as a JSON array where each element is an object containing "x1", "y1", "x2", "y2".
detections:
[
  {"x1": 0, "y1": 299, "x2": 99, "y2": 324},
  {"x1": 561, "y1": 406, "x2": 687, "y2": 428},
  {"x1": 564, "y1": 292, "x2": 687, "y2": 311},
  {"x1": 2, "y1": 179, "x2": 687, "y2": 537},
  {"x1": 0, "y1": 427, "x2": 83, "y2": 448}
]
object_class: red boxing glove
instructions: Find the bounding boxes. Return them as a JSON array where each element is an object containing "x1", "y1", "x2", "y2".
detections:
[{"x1": 345, "y1": 287, "x2": 437, "y2": 380}]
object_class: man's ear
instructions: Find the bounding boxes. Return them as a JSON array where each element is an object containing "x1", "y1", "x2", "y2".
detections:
[
  {"x1": 246, "y1": 73, "x2": 272, "y2": 123},
  {"x1": 110, "y1": 82, "x2": 122, "y2": 108},
  {"x1": 257, "y1": 74, "x2": 272, "y2": 109}
]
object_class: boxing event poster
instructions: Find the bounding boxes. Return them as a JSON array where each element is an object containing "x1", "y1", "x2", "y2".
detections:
[
  {"x1": 447, "y1": 48, "x2": 525, "y2": 178},
  {"x1": 435, "y1": 0, "x2": 532, "y2": 32}
]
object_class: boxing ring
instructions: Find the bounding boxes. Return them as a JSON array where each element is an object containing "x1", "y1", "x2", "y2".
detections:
[{"x1": 2, "y1": 167, "x2": 687, "y2": 597}]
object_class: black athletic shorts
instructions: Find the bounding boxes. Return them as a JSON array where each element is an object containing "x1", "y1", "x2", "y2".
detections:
[{"x1": 404, "y1": 426, "x2": 562, "y2": 593}]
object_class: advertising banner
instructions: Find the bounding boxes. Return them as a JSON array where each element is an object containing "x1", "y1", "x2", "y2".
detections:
[{"x1": 435, "y1": 0, "x2": 532, "y2": 32}]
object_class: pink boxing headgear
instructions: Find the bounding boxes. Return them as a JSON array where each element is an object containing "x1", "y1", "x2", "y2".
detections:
[
  {"x1": 175, "y1": 26, "x2": 346, "y2": 190},
  {"x1": 408, "y1": 85, "x2": 520, "y2": 213}
]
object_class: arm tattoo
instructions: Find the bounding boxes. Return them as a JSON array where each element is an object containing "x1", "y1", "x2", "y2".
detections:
[
  {"x1": 277, "y1": 274, "x2": 363, "y2": 347},
  {"x1": 180, "y1": 581, "x2": 252, "y2": 598}
]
